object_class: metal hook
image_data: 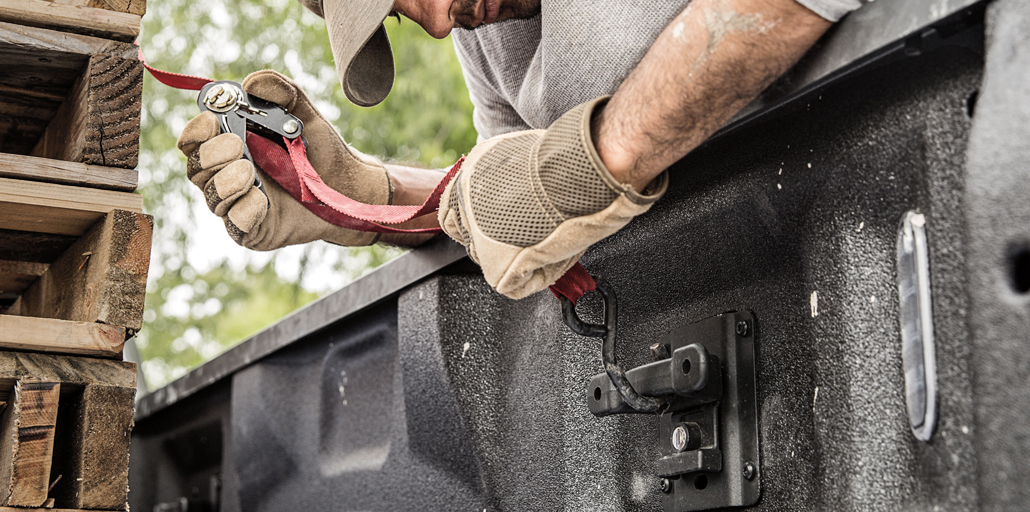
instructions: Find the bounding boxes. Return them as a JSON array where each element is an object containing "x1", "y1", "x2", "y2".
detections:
[{"x1": 560, "y1": 279, "x2": 662, "y2": 413}]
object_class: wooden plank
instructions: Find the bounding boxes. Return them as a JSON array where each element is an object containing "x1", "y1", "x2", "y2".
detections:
[
  {"x1": 0, "y1": 379, "x2": 60, "y2": 507},
  {"x1": 0, "y1": 261, "x2": 47, "y2": 298},
  {"x1": 0, "y1": 22, "x2": 137, "y2": 157},
  {"x1": 0, "y1": 351, "x2": 135, "y2": 390},
  {"x1": 0, "y1": 153, "x2": 136, "y2": 192},
  {"x1": 31, "y1": 54, "x2": 142, "y2": 169},
  {"x1": 0, "y1": 230, "x2": 77, "y2": 264},
  {"x1": 0, "y1": 316, "x2": 125, "y2": 358},
  {"x1": 0, "y1": 0, "x2": 140, "y2": 42},
  {"x1": 0, "y1": 262, "x2": 47, "y2": 278},
  {"x1": 0, "y1": 21, "x2": 137, "y2": 59},
  {"x1": 0, "y1": 178, "x2": 143, "y2": 236},
  {"x1": 49, "y1": 384, "x2": 133, "y2": 511},
  {"x1": 18, "y1": 210, "x2": 152, "y2": 332}
]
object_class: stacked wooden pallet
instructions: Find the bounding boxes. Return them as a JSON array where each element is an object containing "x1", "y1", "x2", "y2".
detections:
[{"x1": 0, "y1": 1, "x2": 148, "y2": 511}]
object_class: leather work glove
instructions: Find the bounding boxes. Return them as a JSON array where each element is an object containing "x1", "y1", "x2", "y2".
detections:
[
  {"x1": 438, "y1": 97, "x2": 668, "y2": 299},
  {"x1": 176, "y1": 70, "x2": 392, "y2": 250}
]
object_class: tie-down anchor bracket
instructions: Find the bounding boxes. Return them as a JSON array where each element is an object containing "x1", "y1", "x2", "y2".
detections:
[{"x1": 563, "y1": 289, "x2": 760, "y2": 512}]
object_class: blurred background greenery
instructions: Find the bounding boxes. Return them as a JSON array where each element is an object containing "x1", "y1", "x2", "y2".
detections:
[{"x1": 136, "y1": 0, "x2": 476, "y2": 389}]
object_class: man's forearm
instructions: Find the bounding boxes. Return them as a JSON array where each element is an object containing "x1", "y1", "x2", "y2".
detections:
[
  {"x1": 377, "y1": 163, "x2": 446, "y2": 246},
  {"x1": 594, "y1": 0, "x2": 832, "y2": 191}
]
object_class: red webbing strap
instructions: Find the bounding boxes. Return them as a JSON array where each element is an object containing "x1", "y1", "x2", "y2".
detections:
[
  {"x1": 137, "y1": 48, "x2": 212, "y2": 91},
  {"x1": 549, "y1": 262, "x2": 597, "y2": 304},
  {"x1": 248, "y1": 133, "x2": 454, "y2": 233},
  {"x1": 284, "y1": 136, "x2": 458, "y2": 226}
]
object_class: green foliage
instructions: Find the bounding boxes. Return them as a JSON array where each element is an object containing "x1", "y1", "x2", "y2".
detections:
[{"x1": 136, "y1": 0, "x2": 476, "y2": 388}]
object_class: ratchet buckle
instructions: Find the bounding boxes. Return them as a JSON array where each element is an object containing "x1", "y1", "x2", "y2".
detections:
[{"x1": 196, "y1": 81, "x2": 306, "y2": 194}]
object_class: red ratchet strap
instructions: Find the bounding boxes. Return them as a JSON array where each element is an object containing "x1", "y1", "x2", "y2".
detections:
[
  {"x1": 138, "y1": 48, "x2": 212, "y2": 90},
  {"x1": 139, "y1": 49, "x2": 597, "y2": 302},
  {"x1": 248, "y1": 133, "x2": 456, "y2": 234}
]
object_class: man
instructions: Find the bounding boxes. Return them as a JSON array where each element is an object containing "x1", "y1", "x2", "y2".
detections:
[{"x1": 178, "y1": 0, "x2": 860, "y2": 298}]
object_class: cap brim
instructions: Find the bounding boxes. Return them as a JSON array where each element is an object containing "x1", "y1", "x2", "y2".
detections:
[{"x1": 323, "y1": 0, "x2": 395, "y2": 107}]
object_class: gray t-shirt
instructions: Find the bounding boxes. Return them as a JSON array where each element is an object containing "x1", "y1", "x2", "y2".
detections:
[{"x1": 452, "y1": 0, "x2": 862, "y2": 141}]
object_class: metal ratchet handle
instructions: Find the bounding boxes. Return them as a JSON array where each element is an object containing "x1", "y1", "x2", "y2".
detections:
[{"x1": 196, "y1": 81, "x2": 307, "y2": 197}]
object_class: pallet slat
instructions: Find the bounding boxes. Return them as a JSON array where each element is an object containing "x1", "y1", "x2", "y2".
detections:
[
  {"x1": 0, "y1": 0, "x2": 140, "y2": 42},
  {"x1": 0, "y1": 153, "x2": 136, "y2": 192},
  {"x1": 0, "y1": 178, "x2": 143, "y2": 237},
  {"x1": 0, "y1": 231, "x2": 77, "y2": 265},
  {"x1": 0, "y1": 352, "x2": 134, "y2": 390},
  {"x1": 0, "y1": 317, "x2": 126, "y2": 358}
]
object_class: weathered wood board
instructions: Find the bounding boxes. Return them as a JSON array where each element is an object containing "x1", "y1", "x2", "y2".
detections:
[
  {"x1": 0, "y1": 261, "x2": 47, "y2": 297},
  {"x1": 0, "y1": 380, "x2": 60, "y2": 507},
  {"x1": 0, "y1": 0, "x2": 140, "y2": 42},
  {"x1": 49, "y1": 384, "x2": 133, "y2": 510},
  {"x1": 0, "y1": 178, "x2": 143, "y2": 237},
  {"x1": 0, "y1": 316, "x2": 126, "y2": 358},
  {"x1": 0, "y1": 152, "x2": 137, "y2": 192},
  {"x1": 0, "y1": 352, "x2": 134, "y2": 390},
  {"x1": 0, "y1": 231, "x2": 77, "y2": 265},
  {"x1": 18, "y1": 209, "x2": 152, "y2": 333}
]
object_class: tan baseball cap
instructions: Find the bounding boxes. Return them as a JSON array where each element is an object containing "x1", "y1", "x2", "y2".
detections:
[{"x1": 298, "y1": 0, "x2": 395, "y2": 107}]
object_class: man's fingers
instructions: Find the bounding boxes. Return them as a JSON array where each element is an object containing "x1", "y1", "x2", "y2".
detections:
[
  {"x1": 225, "y1": 188, "x2": 269, "y2": 236},
  {"x1": 188, "y1": 132, "x2": 245, "y2": 187},
  {"x1": 241, "y1": 70, "x2": 298, "y2": 111},
  {"x1": 177, "y1": 111, "x2": 220, "y2": 156},
  {"x1": 203, "y1": 159, "x2": 256, "y2": 217},
  {"x1": 198, "y1": 132, "x2": 245, "y2": 171},
  {"x1": 186, "y1": 150, "x2": 213, "y2": 187}
]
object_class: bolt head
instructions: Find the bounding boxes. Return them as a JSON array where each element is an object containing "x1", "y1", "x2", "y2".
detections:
[
  {"x1": 672, "y1": 426, "x2": 688, "y2": 451},
  {"x1": 282, "y1": 119, "x2": 300, "y2": 134},
  {"x1": 660, "y1": 478, "x2": 672, "y2": 493},
  {"x1": 204, "y1": 84, "x2": 240, "y2": 112},
  {"x1": 736, "y1": 320, "x2": 750, "y2": 337},
  {"x1": 743, "y1": 461, "x2": 756, "y2": 480}
]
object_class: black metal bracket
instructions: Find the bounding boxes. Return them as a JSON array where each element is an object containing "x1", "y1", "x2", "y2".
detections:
[{"x1": 582, "y1": 311, "x2": 761, "y2": 512}]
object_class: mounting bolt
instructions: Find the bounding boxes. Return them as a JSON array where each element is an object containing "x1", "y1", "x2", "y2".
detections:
[
  {"x1": 660, "y1": 478, "x2": 672, "y2": 493},
  {"x1": 282, "y1": 119, "x2": 300, "y2": 134},
  {"x1": 649, "y1": 343, "x2": 671, "y2": 361},
  {"x1": 736, "y1": 320, "x2": 750, "y2": 337},
  {"x1": 672, "y1": 426, "x2": 688, "y2": 451},
  {"x1": 204, "y1": 84, "x2": 241, "y2": 112},
  {"x1": 742, "y1": 461, "x2": 756, "y2": 480}
]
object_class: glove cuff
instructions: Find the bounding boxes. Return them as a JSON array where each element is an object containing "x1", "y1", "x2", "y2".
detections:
[{"x1": 561, "y1": 96, "x2": 669, "y2": 206}]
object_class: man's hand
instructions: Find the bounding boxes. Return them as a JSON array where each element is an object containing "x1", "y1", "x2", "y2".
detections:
[
  {"x1": 177, "y1": 70, "x2": 392, "y2": 250},
  {"x1": 594, "y1": 0, "x2": 834, "y2": 191},
  {"x1": 438, "y1": 97, "x2": 668, "y2": 299}
]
